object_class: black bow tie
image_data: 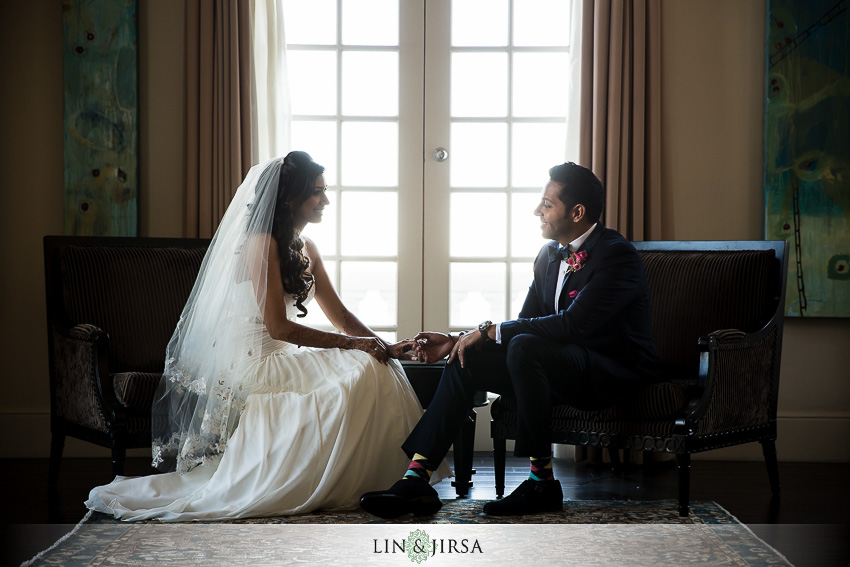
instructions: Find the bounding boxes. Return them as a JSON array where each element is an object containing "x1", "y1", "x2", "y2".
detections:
[{"x1": 549, "y1": 244, "x2": 572, "y2": 262}]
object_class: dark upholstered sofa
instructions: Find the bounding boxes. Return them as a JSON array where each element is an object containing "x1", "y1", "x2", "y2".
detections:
[{"x1": 489, "y1": 241, "x2": 789, "y2": 516}]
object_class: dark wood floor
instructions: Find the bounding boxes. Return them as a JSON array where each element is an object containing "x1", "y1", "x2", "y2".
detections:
[{"x1": 2, "y1": 454, "x2": 848, "y2": 566}]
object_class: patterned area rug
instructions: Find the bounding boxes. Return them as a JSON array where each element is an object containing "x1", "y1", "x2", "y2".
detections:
[
  {"x1": 85, "y1": 498, "x2": 739, "y2": 525},
  {"x1": 24, "y1": 500, "x2": 793, "y2": 566}
]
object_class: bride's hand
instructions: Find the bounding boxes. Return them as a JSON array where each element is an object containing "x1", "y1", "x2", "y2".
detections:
[
  {"x1": 388, "y1": 339, "x2": 418, "y2": 361},
  {"x1": 349, "y1": 336, "x2": 389, "y2": 364}
]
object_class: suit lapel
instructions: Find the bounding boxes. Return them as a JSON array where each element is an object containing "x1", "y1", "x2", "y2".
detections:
[
  {"x1": 556, "y1": 225, "x2": 604, "y2": 310},
  {"x1": 542, "y1": 241, "x2": 561, "y2": 315}
]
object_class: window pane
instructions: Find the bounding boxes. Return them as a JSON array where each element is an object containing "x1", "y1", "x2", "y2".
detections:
[
  {"x1": 301, "y1": 260, "x2": 337, "y2": 328},
  {"x1": 342, "y1": 51, "x2": 398, "y2": 116},
  {"x1": 291, "y1": 120, "x2": 337, "y2": 185},
  {"x1": 450, "y1": 263, "x2": 506, "y2": 327},
  {"x1": 342, "y1": 0, "x2": 398, "y2": 46},
  {"x1": 511, "y1": 262, "x2": 533, "y2": 318},
  {"x1": 512, "y1": 123, "x2": 566, "y2": 187},
  {"x1": 451, "y1": 53, "x2": 507, "y2": 117},
  {"x1": 513, "y1": 53, "x2": 570, "y2": 117},
  {"x1": 450, "y1": 123, "x2": 507, "y2": 187},
  {"x1": 452, "y1": 0, "x2": 508, "y2": 46},
  {"x1": 375, "y1": 331, "x2": 397, "y2": 342},
  {"x1": 341, "y1": 261, "x2": 397, "y2": 326},
  {"x1": 341, "y1": 122, "x2": 398, "y2": 186},
  {"x1": 288, "y1": 51, "x2": 337, "y2": 115},
  {"x1": 301, "y1": 190, "x2": 336, "y2": 255},
  {"x1": 511, "y1": 192, "x2": 546, "y2": 257},
  {"x1": 513, "y1": 0, "x2": 570, "y2": 47},
  {"x1": 341, "y1": 191, "x2": 398, "y2": 256},
  {"x1": 283, "y1": 0, "x2": 336, "y2": 45},
  {"x1": 450, "y1": 193, "x2": 506, "y2": 257}
]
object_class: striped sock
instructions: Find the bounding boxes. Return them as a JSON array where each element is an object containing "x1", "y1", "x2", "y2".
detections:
[
  {"x1": 529, "y1": 455, "x2": 554, "y2": 482},
  {"x1": 403, "y1": 453, "x2": 434, "y2": 482}
]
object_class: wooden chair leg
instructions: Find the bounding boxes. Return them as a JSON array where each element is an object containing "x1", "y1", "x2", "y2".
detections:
[
  {"x1": 494, "y1": 437, "x2": 507, "y2": 498},
  {"x1": 48, "y1": 431, "x2": 65, "y2": 486},
  {"x1": 607, "y1": 446, "x2": 621, "y2": 472},
  {"x1": 451, "y1": 409, "x2": 477, "y2": 497},
  {"x1": 676, "y1": 453, "x2": 691, "y2": 517},
  {"x1": 760, "y1": 439, "x2": 781, "y2": 495},
  {"x1": 111, "y1": 444, "x2": 127, "y2": 478}
]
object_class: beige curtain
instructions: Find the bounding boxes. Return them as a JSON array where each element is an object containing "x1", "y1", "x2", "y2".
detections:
[
  {"x1": 184, "y1": 0, "x2": 255, "y2": 238},
  {"x1": 575, "y1": 0, "x2": 666, "y2": 465},
  {"x1": 578, "y1": 0, "x2": 662, "y2": 241}
]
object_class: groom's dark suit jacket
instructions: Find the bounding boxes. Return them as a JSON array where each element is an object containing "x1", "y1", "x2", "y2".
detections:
[{"x1": 500, "y1": 225, "x2": 659, "y2": 384}]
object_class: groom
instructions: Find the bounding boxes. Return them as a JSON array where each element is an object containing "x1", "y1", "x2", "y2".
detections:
[{"x1": 361, "y1": 162, "x2": 659, "y2": 518}]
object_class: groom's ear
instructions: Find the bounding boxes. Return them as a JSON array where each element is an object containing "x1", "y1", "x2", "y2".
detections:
[{"x1": 571, "y1": 204, "x2": 586, "y2": 223}]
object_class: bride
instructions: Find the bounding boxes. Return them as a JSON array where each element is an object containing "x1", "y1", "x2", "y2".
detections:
[{"x1": 86, "y1": 151, "x2": 449, "y2": 521}]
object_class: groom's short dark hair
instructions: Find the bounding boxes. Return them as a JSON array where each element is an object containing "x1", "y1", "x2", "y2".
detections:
[{"x1": 548, "y1": 162, "x2": 604, "y2": 224}]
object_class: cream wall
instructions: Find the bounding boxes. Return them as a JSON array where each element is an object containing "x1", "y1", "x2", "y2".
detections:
[
  {"x1": 659, "y1": 0, "x2": 850, "y2": 461},
  {"x1": 0, "y1": 0, "x2": 847, "y2": 461},
  {"x1": 0, "y1": 0, "x2": 184, "y2": 459}
]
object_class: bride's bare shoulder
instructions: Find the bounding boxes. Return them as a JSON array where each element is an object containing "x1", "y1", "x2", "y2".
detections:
[{"x1": 302, "y1": 235, "x2": 322, "y2": 258}]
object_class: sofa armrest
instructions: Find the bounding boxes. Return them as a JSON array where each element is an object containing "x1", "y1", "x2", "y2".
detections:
[
  {"x1": 679, "y1": 325, "x2": 780, "y2": 436},
  {"x1": 50, "y1": 324, "x2": 126, "y2": 433}
]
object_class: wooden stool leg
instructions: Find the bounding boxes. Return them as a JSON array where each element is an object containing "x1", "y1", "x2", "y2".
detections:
[{"x1": 451, "y1": 409, "x2": 477, "y2": 496}]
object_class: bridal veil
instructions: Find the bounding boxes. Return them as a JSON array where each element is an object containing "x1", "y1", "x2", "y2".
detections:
[{"x1": 152, "y1": 157, "x2": 290, "y2": 474}]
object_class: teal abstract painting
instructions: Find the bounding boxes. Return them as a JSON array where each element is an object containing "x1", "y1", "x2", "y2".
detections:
[
  {"x1": 63, "y1": 0, "x2": 138, "y2": 236},
  {"x1": 764, "y1": 0, "x2": 850, "y2": 317}
]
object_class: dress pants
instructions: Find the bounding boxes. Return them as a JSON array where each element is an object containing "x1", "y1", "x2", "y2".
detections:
[{"x1": 402, "y1": 333, "x2": 644, "y2": 463}]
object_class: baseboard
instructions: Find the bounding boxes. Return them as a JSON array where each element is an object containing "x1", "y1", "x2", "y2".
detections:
[{"x1": 3, "y1": 410, "x2": 848, "y2": 462}]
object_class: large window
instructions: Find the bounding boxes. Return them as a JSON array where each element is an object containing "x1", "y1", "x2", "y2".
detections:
[{"x1": 284, "y1": 0, "x2": 574, "y2": 339}]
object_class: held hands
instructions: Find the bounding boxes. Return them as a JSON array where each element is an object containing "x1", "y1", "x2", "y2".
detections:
[
  {"x1": 387, "y1": 339, "x2": 419, "y2": 361},
  {"x1": 410, "y1": 332, "x2": 454, "y2": 364},
  {"x1": 410, "y1": 331, "x2": 483, "y2": 367}
]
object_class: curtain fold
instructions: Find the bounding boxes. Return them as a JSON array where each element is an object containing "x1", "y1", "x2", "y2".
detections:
[
  {"x1": 575, "y1": 0, "x2": 665, "y2": 465},
  {"x1": 184, "y1": 0, "x2": 255, "y2": 238},
  {"x1": 578, "y1": 0, "x2": 662, "y2": 241},
  {"x1": 251, "y1": 0, "x2": 291, "y2": 163}
]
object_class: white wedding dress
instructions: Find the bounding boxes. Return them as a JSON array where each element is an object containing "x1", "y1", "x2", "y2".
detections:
[{"x1": 86, "y1": 286, "x2": 450, "y2": 521}]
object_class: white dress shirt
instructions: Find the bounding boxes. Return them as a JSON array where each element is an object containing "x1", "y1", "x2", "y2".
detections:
[{"x1": 495, "y1": 223, "x2": 597, "y2": 344}]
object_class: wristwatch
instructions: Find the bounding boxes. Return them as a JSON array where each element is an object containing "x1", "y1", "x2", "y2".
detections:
[{"x1": 478, "y1": 320, "x2": 493, "y2": 343}]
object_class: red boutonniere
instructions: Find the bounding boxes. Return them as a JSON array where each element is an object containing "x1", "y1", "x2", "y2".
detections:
[
  {"x1": 569, "y1": 290, "x2": 579, "y2": 299},
  {"x1": 564, "y1": 250, "x2": 588, "y2": 274}
]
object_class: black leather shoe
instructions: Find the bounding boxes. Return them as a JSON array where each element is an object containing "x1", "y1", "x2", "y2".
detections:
[
  {"x1": 482, "y1": 479, "x2": 563, "y2": 516},
  {"x1": 360, "y1": 478, "x2": 443, "y2": 519}
]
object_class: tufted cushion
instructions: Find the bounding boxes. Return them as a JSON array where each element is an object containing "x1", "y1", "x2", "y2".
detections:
[
  {"x1": 112, "y1": 372, "x2": 163, "y2": 413},
  {"x1": 58, "y1": 245, "x2": 207, "y2": 372},
  {"x1": 638, "y1": 250, "x2": 775, "y2": 379}
]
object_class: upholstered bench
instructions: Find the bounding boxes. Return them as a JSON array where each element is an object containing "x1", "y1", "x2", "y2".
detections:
[{"x1": 489, "y1": 241, "x2": 789, "y2": 516}]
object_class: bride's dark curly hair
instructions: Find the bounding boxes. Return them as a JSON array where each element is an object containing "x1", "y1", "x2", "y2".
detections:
[{"x1": 269, "y1": 151, "x2": 325, "y2": 317}]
